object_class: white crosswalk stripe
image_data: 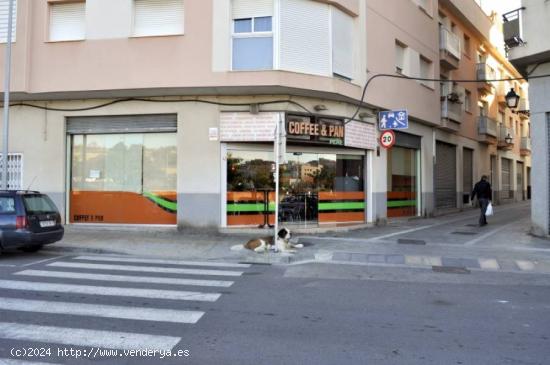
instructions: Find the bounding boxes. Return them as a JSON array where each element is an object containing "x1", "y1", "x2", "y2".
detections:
[
  {"x1": 0, "y1": 322, "x2": 180, "y2": 351},
  {"x1": 0, "y1": 298, "x2": 204, "y2": 324},
  {"x1": 0, "y1": 256, "x2": 254, "y2": 355},
  {"x1": 15, "y1": 269, "x2": 234, "y2": 287},
  {"x1": 48, "y1": 261, "x2": 244, "y2": 276},
  {"x1": 74, "y1": 255, "x2": 251, "y2": 268},
  {"x1": 0, "y1": 280, "x2": 221, "y2": 302}
]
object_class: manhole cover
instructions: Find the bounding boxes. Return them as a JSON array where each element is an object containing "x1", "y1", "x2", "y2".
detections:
[
  {"x1": 452, "y1": 231, "x2": 478, "y2": 235},
  {"x1": 432, "y1": 266, "x2": 471, "y2": 274},
  {"x1": 397, "y1": 239, "x2": 426, "y2": 245}
]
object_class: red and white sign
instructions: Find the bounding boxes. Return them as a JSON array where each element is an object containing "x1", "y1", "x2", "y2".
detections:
[{"x1": 379, "y1": 130, "x2": 396, "y2": 149}]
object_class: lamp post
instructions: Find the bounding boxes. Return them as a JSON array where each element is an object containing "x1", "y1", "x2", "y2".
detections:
[{"x1": 2, "y1": 0, "x2": 15, "y2": 190}]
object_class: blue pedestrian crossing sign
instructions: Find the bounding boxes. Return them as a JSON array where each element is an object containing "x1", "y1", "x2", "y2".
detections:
[{"x1": 379, "y1": 110, "x2": 408, "y2": 130}]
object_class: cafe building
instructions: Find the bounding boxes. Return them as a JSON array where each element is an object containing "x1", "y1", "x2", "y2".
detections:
[{"x1": 220, "y1": 111, "x2": 376, "y2": 228}]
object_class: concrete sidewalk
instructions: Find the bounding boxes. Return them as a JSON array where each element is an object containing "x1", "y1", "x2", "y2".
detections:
[{"x1": 42, "y1": 201, "x2": 550, "y2": 271}]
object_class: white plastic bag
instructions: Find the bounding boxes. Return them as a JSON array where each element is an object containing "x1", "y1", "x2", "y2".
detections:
[{"x1": 485, "y1": 202, "x2": 493, "y2": 216}]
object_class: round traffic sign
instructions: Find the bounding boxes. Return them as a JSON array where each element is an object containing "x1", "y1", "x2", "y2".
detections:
[{"x1": 379, "y1": 130, "x2": 396, "y2": 149}]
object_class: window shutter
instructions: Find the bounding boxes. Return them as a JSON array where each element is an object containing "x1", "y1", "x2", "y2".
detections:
[
  {"x1": 232, "y1": 0, "x2": 273, "y2": 19},
  {"x1": 134, "y1": 0, "x2": 184, "y2": 37},
  {"x1": 279, "y1": 0, "x2": 331, "y2": 76},
  {"x1": 49, "y1": 2, "x2": 86, "y2": 42},
  {"x1": 332, "y1": 7, "x2": 353, "y2": 79},
  {"x1": 0, "y1": 0, "x2": 17, "y2": 43}
]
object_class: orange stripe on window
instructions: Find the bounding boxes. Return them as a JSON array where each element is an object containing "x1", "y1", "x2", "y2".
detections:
[
  {"x1": 319, "y1": 212, "x2": 365, "y2": 223},
  {"x1": 387, "y1": 192, "x2": 416, "y2": 200},
  {"x1": 319, "y1": 192, "x2": 365, "y2": 201}
]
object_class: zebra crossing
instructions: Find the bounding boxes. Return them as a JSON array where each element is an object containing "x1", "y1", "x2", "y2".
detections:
[{"x1": 0, "y1": 255, "x2": 253, "y2": 363}]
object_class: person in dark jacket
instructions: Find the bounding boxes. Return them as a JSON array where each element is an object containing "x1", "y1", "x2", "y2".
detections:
[{"x1": 470, "y1": 175, "x2": 492, "y2": 226}]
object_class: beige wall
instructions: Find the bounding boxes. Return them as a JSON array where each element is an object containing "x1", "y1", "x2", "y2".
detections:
[{"x1": 0, "y1": 0, "x2": 366, "y2": 105}]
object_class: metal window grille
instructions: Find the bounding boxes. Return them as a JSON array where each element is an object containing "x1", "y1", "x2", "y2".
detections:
[{"x1": 0, "y1": 153, "x2": 23, "y2": 189}]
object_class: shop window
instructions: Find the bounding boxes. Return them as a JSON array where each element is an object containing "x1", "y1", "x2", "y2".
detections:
[
  {"x1": 232, "y1": 16, "x2": 273, "y2": 70},
  {"x1": 387, "y1": 147, "x2": 418, "y2": 217},
  {"x1": 49, "y1": 1, "x2": 86, "y2": 42},
  {"x1": 133, "y1": 0, "x2": 184, "y2": 37},
  {"x1": 70, "y1": 133, "x2": 177, "y2": 224},
  {"x1": 0, "y1": 0, "x2": 17, "y2": 43},
  {"x1": 226, "y1": 150, "x2": 364, "y2": 226}
]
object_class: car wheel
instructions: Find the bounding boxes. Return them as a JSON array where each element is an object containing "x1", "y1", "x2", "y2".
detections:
[{"x1": 20, "y1": 245, "x2": 44, "y2": 253}]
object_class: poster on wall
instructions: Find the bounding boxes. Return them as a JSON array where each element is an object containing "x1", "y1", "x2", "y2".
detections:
[
  {"x1": 220, "y1": 112, "x2": 279, "y2": 142},
  {"x1": 344, "y1": 120, "x2": 377, "y2": 150}
]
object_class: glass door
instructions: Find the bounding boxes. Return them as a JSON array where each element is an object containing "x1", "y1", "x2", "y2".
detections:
[
  {"x1": 387, "y1": 146, "x2": 418, "y2": 217},
  {"x1": 279, "y1": 153, "x2": 319, "y2": 226}
]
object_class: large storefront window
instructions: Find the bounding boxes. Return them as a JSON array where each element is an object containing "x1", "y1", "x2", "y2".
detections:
[
  {"x1": 387, "y1": 146, "x2": 418, "y2": 217},
  {"x1": 226, "y1": 150, "x2": 364, "y2": 226},
  {"x1": 70, "y1": 133, "x2": 177, "y2": 224}
]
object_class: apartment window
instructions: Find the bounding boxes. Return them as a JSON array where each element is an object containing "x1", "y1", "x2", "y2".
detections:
[
  {"x1": 232, "y1": 16, "x2": 273, "y2": 70},
  {"x1": 419, "y1": 55, "x2": 433, "y2": 87},
  {"x1": 412, "y1": 0, "x2": 431, "y2": 14},
  {"x1": 464, "y1": 90, "x2": 472, "y2": 112},
  {"x1": 463, "y1": 34, "x2": 471, "y2": 57},
  {"x1": 49, "y1": 2, "x2": 86, "y2": 42},
  {"x1": 479, "y1": 101, "x2": 488, "y2": 117},
  {"x1": 0, "y1": 0, "x2": 17, "y2": 43},
  {"x1": 133, "y1": 0, "x2": 184, "y2": 37},
  {"x1": 231, "y1": 0, "x2": 273, "y2": 71},
  {"x1": 498, "y1": 110, "x2": 505, "y2": 123},
  {"x1": 395, "y1": 41, "x2": 407, "y2": 74}
]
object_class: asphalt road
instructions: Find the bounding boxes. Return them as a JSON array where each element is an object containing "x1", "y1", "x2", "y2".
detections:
[{"x1": 0, "y1": 250, "x2": 549, "y2": 365}]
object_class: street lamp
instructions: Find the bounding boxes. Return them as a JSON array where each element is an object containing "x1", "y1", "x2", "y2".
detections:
[
  {"x1": 505, "y1": 88, "x2": 520, "y2": 109},
  {"x1": 505, "y1": 133, "x2": 513, "y2": 144}
]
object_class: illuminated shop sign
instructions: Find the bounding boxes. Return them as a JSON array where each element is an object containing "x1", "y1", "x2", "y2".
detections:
[{"x1": 286, "y1": 114, "x2": 344, "y2": 146}]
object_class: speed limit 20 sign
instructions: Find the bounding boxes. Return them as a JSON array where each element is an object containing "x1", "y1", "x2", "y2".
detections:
[{"x1": 379, "y1": 130, "x2": 396, "y2": 149}]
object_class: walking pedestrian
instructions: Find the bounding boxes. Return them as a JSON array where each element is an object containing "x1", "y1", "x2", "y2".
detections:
[{"x1": 470, "y1": 175, "x2": 492, "y2": 227}]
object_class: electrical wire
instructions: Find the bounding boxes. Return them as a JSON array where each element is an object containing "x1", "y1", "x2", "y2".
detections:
[
  {"x1": 349, "y1": 72, "x2": 550, "y2": 123},
  {"x1": 8, "y1": 97, "x2": 312, "y2": 114}
]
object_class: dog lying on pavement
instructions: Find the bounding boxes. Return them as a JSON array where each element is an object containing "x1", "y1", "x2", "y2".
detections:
[{"x1": 233, "y1": 228, "x2": 303, "y2": 253}]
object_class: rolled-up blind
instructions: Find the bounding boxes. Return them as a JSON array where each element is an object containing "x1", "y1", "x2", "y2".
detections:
[
  {"x1": 232, "y1": 0, "x2": 273, "y2": 19},
  {"x1": 133, "y1": 0, "x2": 184, "y2": 37},
  {"x1": 0, "y1": 0, "x2": 17, "y2": 43},
  {"x1": 67, "y1": 114, "x2": 177, "y2": 134},
  {"x1": 49, "y1": 2, "x2": 86, "y2": 42}
]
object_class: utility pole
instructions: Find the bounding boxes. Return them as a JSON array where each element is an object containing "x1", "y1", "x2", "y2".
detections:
[{"x1": 2, "y1": 0, "x2": 14, "y2": 190}]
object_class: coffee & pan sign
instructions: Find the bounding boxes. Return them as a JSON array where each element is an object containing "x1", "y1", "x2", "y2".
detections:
[{"x1": 286, "y1": 114, "x2": 345, "y2": 146}]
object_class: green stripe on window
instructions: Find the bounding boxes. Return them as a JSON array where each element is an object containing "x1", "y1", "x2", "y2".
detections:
[
  {"x1": 318, "y1": 202, "x2": 365, "y2": 211},
  {"x1": 387, "y1": 200, "x2": 417, "y2": 208},
  {"x1": 227, "y1": 203, "x2": 276, "y2": 213},
  {"x1": 143, "y1": 192, "x2": 177, "y2": 212}
]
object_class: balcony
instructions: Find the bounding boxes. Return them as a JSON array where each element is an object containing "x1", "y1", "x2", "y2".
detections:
[
  {"x1": 520, "y1": 137, "x2": 531, "y2": 156},
  {"x1": 477, "y1": 116, "x2": 498, "y2": 144},
  {"x1": 498, "y1": 125, "x2": 514, "y2": 149},
  {"x1": 476, "y1": 63, "x2": 496, "y2": 94},
  {"x1": 495, "y1": 82, "x2": 508, "y2": 106},
  {"x1": 517, "y1": 98, "x2": 530, "y2": 119},
  {"x1": 503, "y1": 8, "x2": 525, "y2": 49},
  {"x1": 440, "y1": 99, "x2": 463, "y2": 132},
  {"x1": 439, "y1": 26, "x2": 461, "y2": 70}
]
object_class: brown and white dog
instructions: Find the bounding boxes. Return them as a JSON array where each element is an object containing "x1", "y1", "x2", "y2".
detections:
[{"x1": 239, "y1": 228, "x2": 303, "y2": 253}]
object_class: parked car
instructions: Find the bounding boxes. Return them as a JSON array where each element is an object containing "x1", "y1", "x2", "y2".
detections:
[{"x1": 0, "y1": 191, "x2": 64, "y2": 253}]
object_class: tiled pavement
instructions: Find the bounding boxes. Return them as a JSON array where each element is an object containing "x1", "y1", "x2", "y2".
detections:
[{"x1": 326, "y1": 251, "x2": 550, "y2": 274}]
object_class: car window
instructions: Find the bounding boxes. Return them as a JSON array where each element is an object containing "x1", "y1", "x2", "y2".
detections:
[
  {"x1": 23, "y1": 195, "x2": 58, "y2": 214},
  {"x1": 0, "y1": 197, "x2": 15, "y2": 213}
]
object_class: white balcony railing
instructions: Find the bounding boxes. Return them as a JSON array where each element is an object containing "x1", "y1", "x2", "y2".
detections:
[
  {"x1": 521, "y1": 137, "x2": 531, "y2": 151},
  {"x1": 476, "y1": 63, "x2": 496, "y2": 82},
  {"x1": 439, "y1": 26, "x2": 461, "y2": 60},
  {"x1": 441, "y1": 99, "x2": 463, "y2": 123},
  {"x1": 478, "y1": 116, "x2": 498, "y2": 137}
]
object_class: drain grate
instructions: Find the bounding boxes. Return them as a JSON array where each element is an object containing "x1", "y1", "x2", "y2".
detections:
[
  {"x1": 452, "y1": 231, "x2": 478, "y2": 235},
  {"x1": 397, "y1": 239, "x2": 426, "y2": 245},
  {"x1": 432, "y1": 266, "x2": 471, "y2": 274}
]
